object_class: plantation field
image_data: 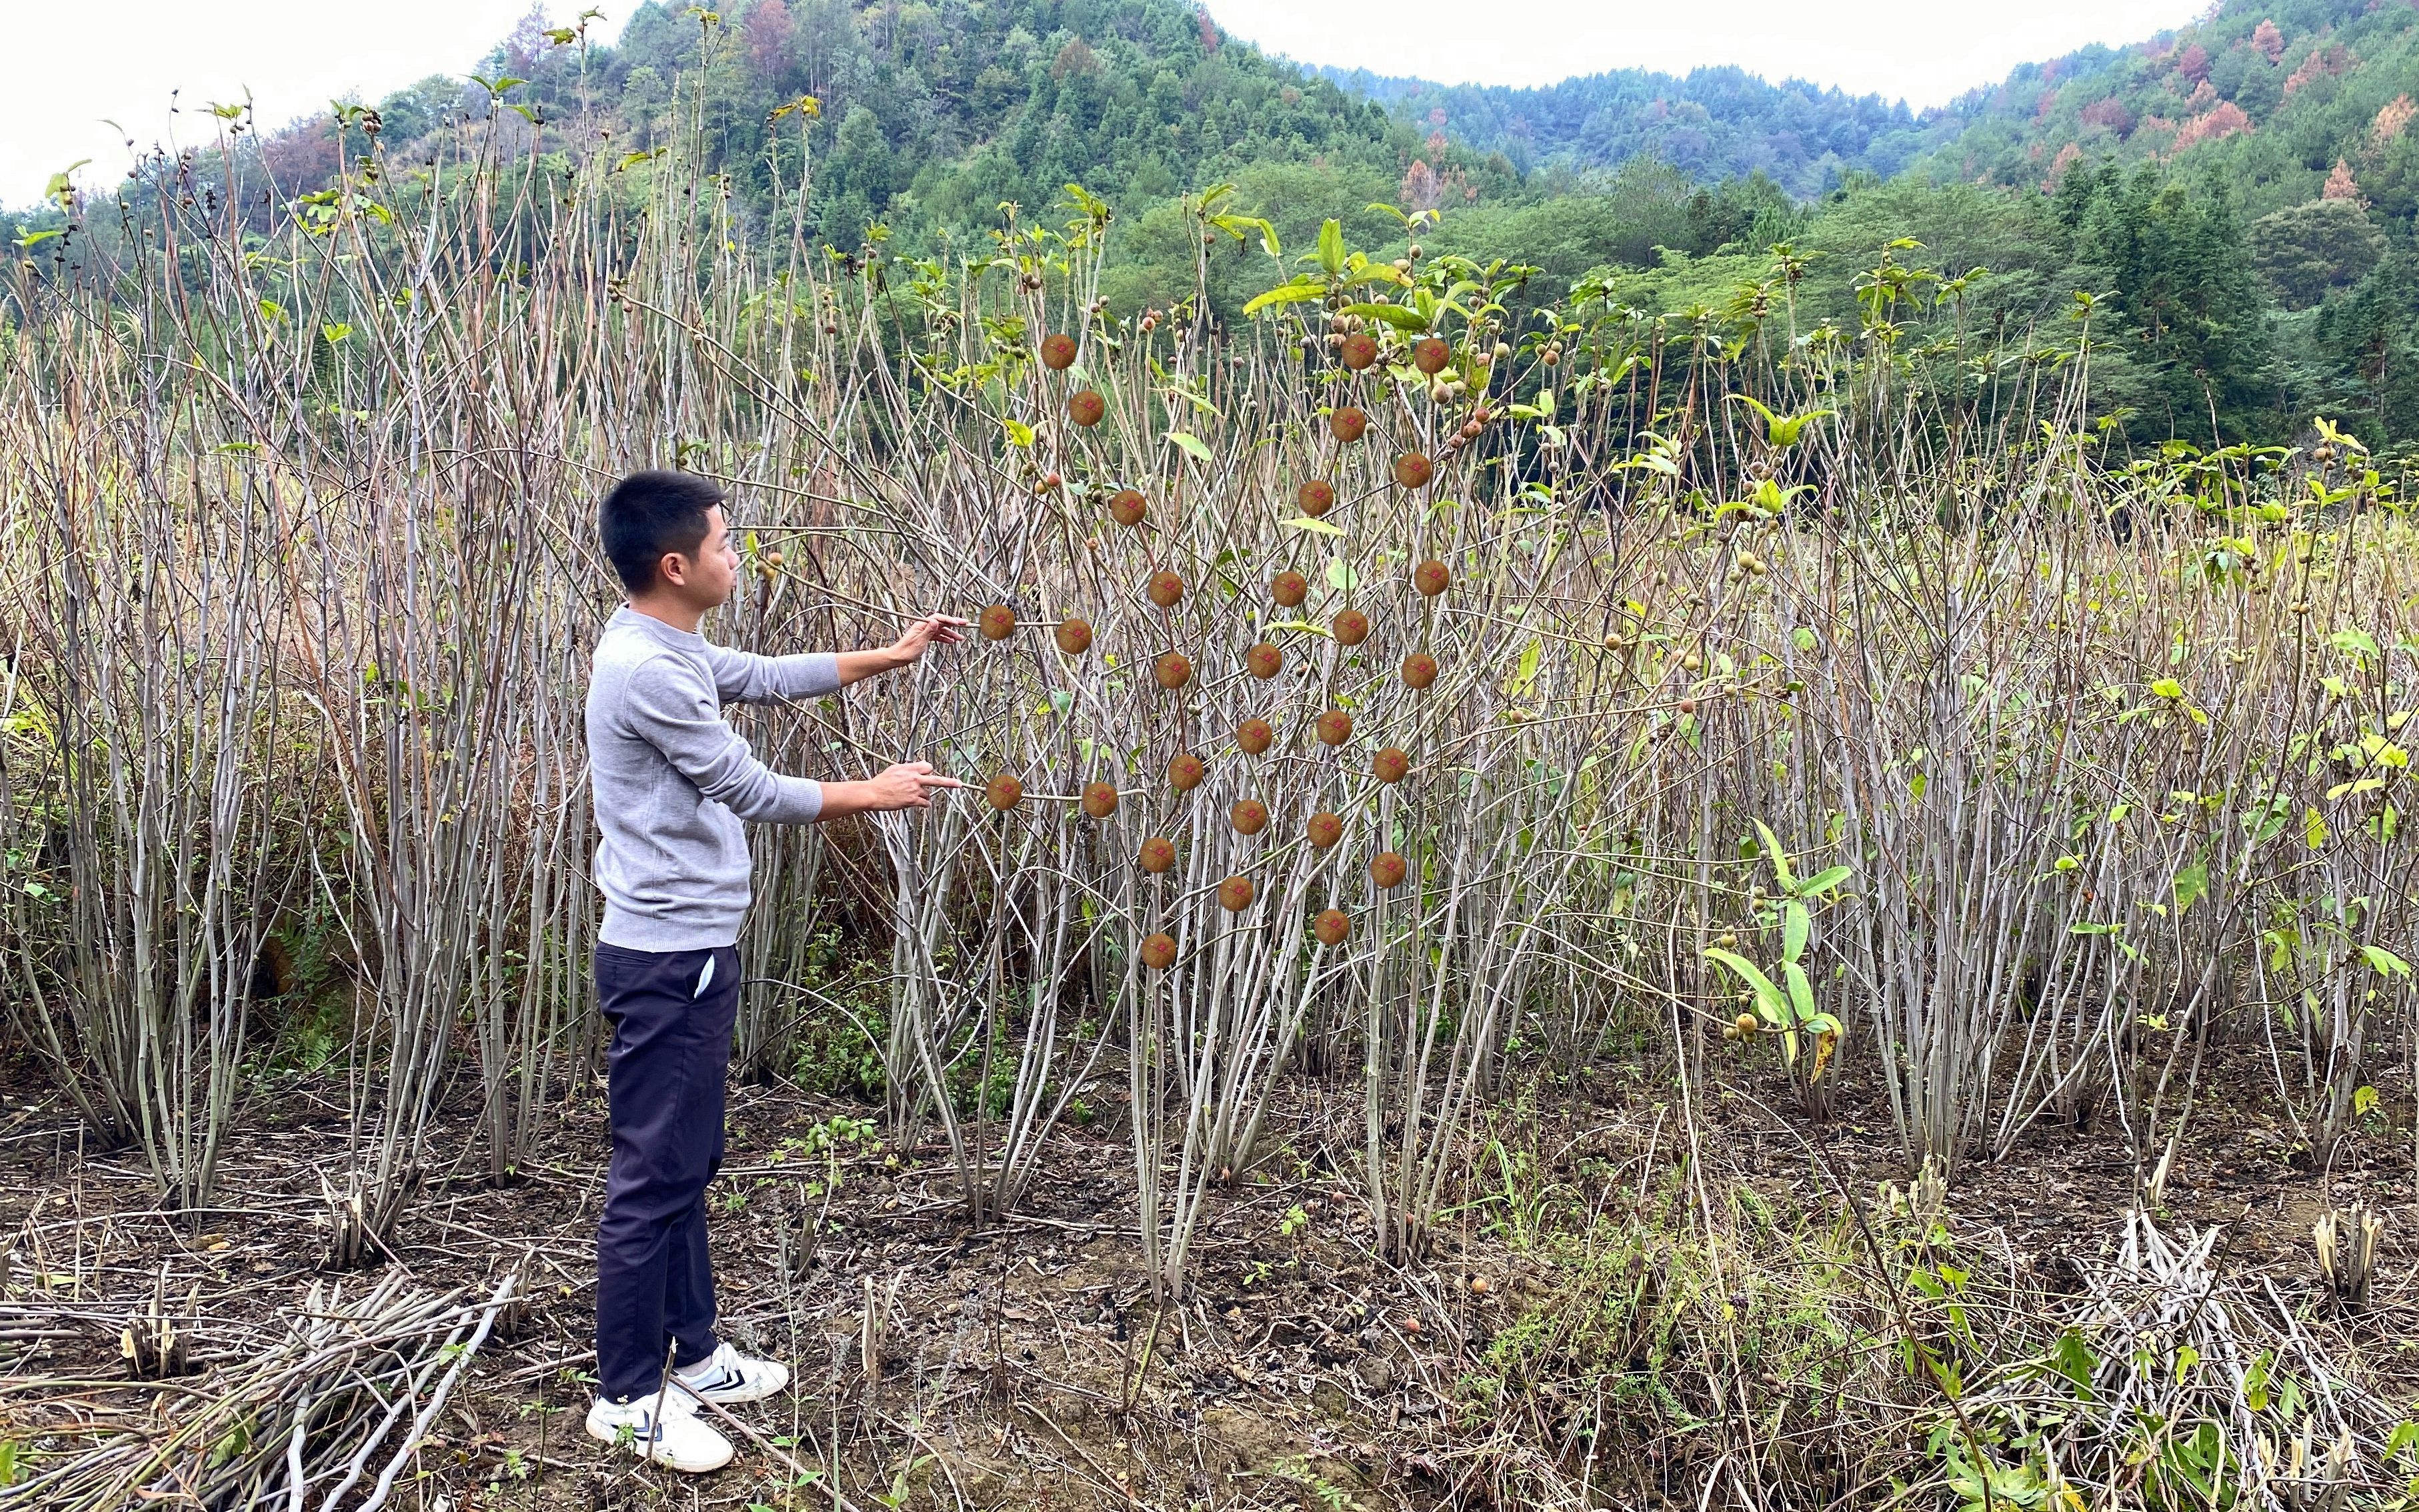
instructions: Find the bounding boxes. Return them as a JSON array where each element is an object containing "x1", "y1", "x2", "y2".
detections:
[{"x1": 5, "y1": 112, "x2": 2419, "y2": 1510}]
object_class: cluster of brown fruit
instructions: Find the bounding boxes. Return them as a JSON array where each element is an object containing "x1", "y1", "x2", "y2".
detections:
[{"x1": 965, "y1": 441, "x2": 1460, "y2": 974}]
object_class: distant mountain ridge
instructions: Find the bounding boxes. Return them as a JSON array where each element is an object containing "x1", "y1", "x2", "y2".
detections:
[
  {"x1": 1310, "y1": 0, "x2": 2419, "y2": 227},
  {"x1": 1305, "y1": 61, "x2": 1938, "y2": 196}
]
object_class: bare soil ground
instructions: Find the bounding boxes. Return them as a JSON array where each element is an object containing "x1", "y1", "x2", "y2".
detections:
[{"x1": 5, "y1": 1037, "x2": 2418, "y2": 1510}]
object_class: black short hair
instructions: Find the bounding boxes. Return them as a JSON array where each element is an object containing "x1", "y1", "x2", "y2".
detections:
[{"x1": 599, "y1": 470, "x2": 725, "y2": 593}]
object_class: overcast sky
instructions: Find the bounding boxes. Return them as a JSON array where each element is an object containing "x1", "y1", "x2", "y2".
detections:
[{"x1": 5, "y1": 0, "x2": 2208, "y2": 208}]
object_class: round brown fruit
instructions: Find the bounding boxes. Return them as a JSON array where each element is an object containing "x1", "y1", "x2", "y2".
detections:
[
  {"x1": 1297, "y1": 479, "x2": 1336, "y2": 517},
  {"x1": 1246, "y1": 642, "x2": 1282, "y2": 679},
  {"x1": 1370, "y1": 851, "x2": 1408, "y2": 889},
  {"x1": 986, "y1": 774, "x2": 1024, "y2": 811},
  {"x1": 1272, "y1": 570, "x2": 1310, "y2": 607},
  {"x1": 1082, "y1": 781, "x2": 1118, "y2": 819},
  {"x1": 1340, "y1": 332, "x2": 1378, "y2": 370},
  {"x1": 1039, "y1": 332, "x2": 1077, "y2": 370},
  {"x1": 979, "y1": 603, "x2": 1016, "y2": 641},
  {"x1": 1314, "y1": 909, "x2": 1352, "y2": 947},
  {"x1": 1141, "y1": 932, "x2": 1178, "y2": 970},
  {"x1": 1372, "y1": 747, "x2": 1412, "y2": 783},
  {"x1": 1167, "y1": 752, "x2": 1205, "y2": 791},
  {"x1": 1155, "y1": 653, "x2": 1191, "y2": 689},
  {"x1": 1138, "y1": 835, "x2": 1177, "y2": 873},
  {"x1": 1402, "y1": 651, "x2": 1438, "y2": 689},
  {"x1": 1055, "y1": 617, "x2": 1093, "y2": 655},
  {"x1": 1068, "y1": 389, "x2": 1106, "y2": 427},
  {"x1": 1147, "y1": 569, "x2": 1184, "y2": 608},
  {"x1": 1238, "y1": 717, "x2": 1275, "y2": 755},
  {"x1": 1306, "y1": 811, "x2": 1343, "y2": 849},
  {"x1": 1394, "y1": 451, "x2": 1434, "y2": 489},
  {"x1": 1329, "y1": 407, "x2": 1368, "y2": 444},
  {"x1": 1414, "y1": 559, "x2": 1450, "y2": 597},
  {"x1": 1316, "y1": 710, "x2": 1353, "y2": 746},
  {"x1": 1218, "y1": 875, "x2": 1256, "y2": 912},
  {"x1": 1735, "y1": 1013, "x2": 1760, "y2": 1037},
  {"x1": 1413, "y1": 337, "x2": 1451, "y2": 375},
  {"x1": 1230, "y1": 799, "x2": 1268, "y2": 835},
  {"x1": 1109, "y1": 488, "x2": 1147, "y2": 527},
  {"x1": 1334, "y1": 609, "x2": 1370, "y2": 647}
]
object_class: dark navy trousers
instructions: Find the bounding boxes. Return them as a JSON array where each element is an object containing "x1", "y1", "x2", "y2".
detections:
[{"x1": 594, "y1": 942, "x2": 739, "y2": 1403}]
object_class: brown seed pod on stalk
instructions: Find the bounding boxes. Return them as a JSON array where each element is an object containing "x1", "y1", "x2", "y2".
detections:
[
  {"x1": 1414, "y1": 559, "x2": 1451, "y2": 597},
  {"x1": 1306, "y1": 811, "x2": 1343, "y2": 849},
  {"x1": 1055, "y1": 617, "x2": 1093, "y2": 655},
  {"x1": 1218, "y1": 875, "x2": 1256, "y2": 912},
  {"x1": 1297, "y1": 480, "x2": 1336, "y2": 517},
  {"x1": 1370, "y1": 851, "x2": 1408, "y2": 888},
  {"x1": 1238, "y1": 717, "x2": 1275, "y2": 755},
  {"x1": 1314, "y1": 909, "x2": 1352, "y2": 946},
  {"x1": 1167, "y1": 752, "x2": 1205, "y2": 791},
  {"x1": 1148, "y1": 569, "x2": 1183, "y2": 607},
  {"x1": 978, "y1": 604, "x2": 1016, "y2": 641},
  {"x1": 1155, "y1": 653, "x2": 1191, "y2": 689},
  {"x1": 1068, "y1": 389, "x2": 1105, "y2": 427},
  {"x1": 1082, "y1": 781, "x2": 1118, "y2": 819},
  {"x1": 1109, "y1": 488, "x2": 1147, "y2": 527},
  {"x1": 1334, "y1": 609, "x2": 1370, "y2": 646},
  {"x1": 1402, "y1": 651, "x2": 1438, "y2": 689},
  {"x1": 1039, "y1": 332, "x2": 1077, "y2": 370},
  {"x1": 1329, "y1": 407, "x2": 1367, "y2": 443},
  {"x1": 1413, "y1": 337, "x2": 1451, "y2": 374},
  {"x1": 1393, "y1": 451, "x2": 1433, "y2": 489},
  {"x1": 1138, "y1": 835, "x2": 1177, "y2": 873},
  {"x1": 1372, "y1": 747, "x2": 1412, "y2": 783},
  {"x1": 1340, "y1": 332, "x2": 1378, "y2": 370},
  {"x1": 1272, "y1": 570, "x2": 1310, "y2": 607},
  {"x1": 1140, "y1": 933, "x2": 1178, "y2": 970},
  {"x1": 1316, "y1": 710, "x2": 1353, "y2": 745},
  {"x1": 1246, "y1": 643, "x2": 1282, "y2": 679},
  {"x1": 986, "y1": 774, "x2": 1024, "y2": 810},
  {"x1": 1230, "y1": 799, "x2": 1268, "y2": 835}
]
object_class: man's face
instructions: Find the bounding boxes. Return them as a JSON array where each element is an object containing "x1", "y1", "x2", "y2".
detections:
[{"x1": 663, "y1": 505, "x2": 739, "y2": 609}]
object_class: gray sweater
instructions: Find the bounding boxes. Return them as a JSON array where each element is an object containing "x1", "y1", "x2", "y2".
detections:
[{"x1": 587, "y1": 607, "x2": 841, "y2": 951}]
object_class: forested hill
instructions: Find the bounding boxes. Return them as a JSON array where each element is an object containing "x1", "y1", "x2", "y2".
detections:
[
  {"x1": 27, "y1": 0, "x2": 2419, "y2": 447},
  {"x1": 1308, "y1": 63, "x2": 1933, "y2": 196}
]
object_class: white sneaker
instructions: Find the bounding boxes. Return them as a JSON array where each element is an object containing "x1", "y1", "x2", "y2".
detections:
[
  {"x1": 672, "y1": 1341, "x2": 791, "y2": 1405},
  {"x1": 585, "y1": 1391, "x2": 733, "y2": 1473}
]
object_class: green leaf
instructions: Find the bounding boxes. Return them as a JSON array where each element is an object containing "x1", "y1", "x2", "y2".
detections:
[
  {"x1": 2360, "y1": 944, "x2": 2412, "y2": 979},
  {"x1": 1342, "y1": 301, "x2": 1429, "y2": 331},
  {"x1": 1508, "y1": 638, "x2": 1542, "y2": 699},
  {"x1": 2173, "y1": 862, "x2": 2206, "y2": 914},
  {"x1": 1782, "y1": 900, "x2": 1809, "y2": 963},
  {"x1": 1782, "y1": 959, "x2": 1815, "y2": 1025},
  {"x1": 1797, "y1": 865, "x2": 1852, "y2": 898},
  {"x1": 1003, "y1": 418, "x2": 1034, "y2": 448},
  {"x1": 2329, "y1": 628, "x2": 2382, "y2": 663},
  {"x1": 1754, "y1": 819, "x2": 1795, "y2": 891},
  {"x1": 1281, "y1": 515, "x2": 1343, "y2": 535},
  {"x1": 1242, "y1": 277, "x2": 1328, "y2": 316},
  {"x1": 1317, "y1": 217, "x2": 1346, "y2": 277},
  {"x1": 2150, "y1": 677, "x2": 2184, "y2": 699},
  {"x1": 1704, "y1": 948, "x2": 1784, "y2": 1017},
  {"x1": 1325, "y1": 557, "x2": 1358, "y2": 591},
  {"x1": 2306, "y1": 806, "x2": 2329, "y2": 850},
  {"x1": 1167, "y1": 431, "x2": 1212, "y2": 463}
]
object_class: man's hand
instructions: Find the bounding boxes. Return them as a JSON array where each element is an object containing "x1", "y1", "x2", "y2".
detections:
[
  {"x1": 835, "y1": 613, "x2": 966, "y2": 687},
  {"x1": 817, "y1": 762, "x2": 965, "y2": 819},
  {"x1": 887, "y1": 612, "x2": 965, "y2": 665}
]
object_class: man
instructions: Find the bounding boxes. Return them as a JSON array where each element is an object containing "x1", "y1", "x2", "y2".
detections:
[{"x1": 583, "y1": 469, "x2": 962, "y2": 1471}]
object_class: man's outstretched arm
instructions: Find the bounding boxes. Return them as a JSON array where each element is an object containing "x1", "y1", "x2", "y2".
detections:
[
  {"x1": 832, "y1": 613, "x2": 965, "y2": 687},
  {"x1": 815, "y1": 761, "x2": 963, "y2": 820}
]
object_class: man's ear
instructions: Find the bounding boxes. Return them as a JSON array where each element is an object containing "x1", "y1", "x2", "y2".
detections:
[{"x1": 657, "y1": 549, "x2": 690, "y2": 587}]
